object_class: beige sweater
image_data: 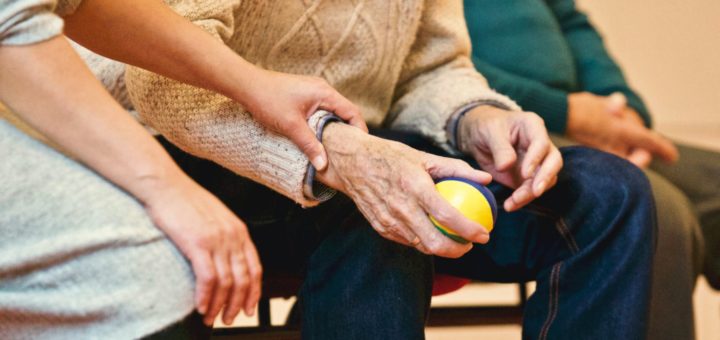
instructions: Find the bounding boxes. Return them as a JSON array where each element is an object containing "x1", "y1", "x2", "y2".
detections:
[{"x1": 126, "y1": 0, "x2": 520, "y2": 207}]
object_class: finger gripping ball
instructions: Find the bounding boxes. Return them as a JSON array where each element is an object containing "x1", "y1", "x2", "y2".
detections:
[{"x1": 430, "y1": 177, "x2": 498, "y2": 243}]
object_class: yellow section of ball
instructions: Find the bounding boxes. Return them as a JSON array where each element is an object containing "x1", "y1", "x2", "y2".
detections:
[{"x1": 430, "y1": 180, "x2": 495, "y2": 237}]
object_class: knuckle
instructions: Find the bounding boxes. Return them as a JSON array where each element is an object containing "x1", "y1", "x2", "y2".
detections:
[
  {"x1": 376, "y1": 212, "x2": 395, "y2": 228},
  {"x1": 223, "y1": 223, "x2": 240, "y2": 237},
  {"x1": 425, "y1": 238, "x2": 444, "y2": 254},
  {"x1": 465, "y1": 228, "x2": 485, "y2": 241},
  {"x1": 251, "y1": 267, "x2": 263, "y2": 281},
  {"x1": 218, "y1": 274, "x2": 233, "y2": 289},
  {"x1": 236, "y1": 276, "x2": 250, "y2": 290},
  {"x1": 200, "y1": 272, "x2": 218, "y2": 286},
  {"x1": 430, "y1": 208, "x2": 451, "y2": 224},
  {"x1": 195, "y1": 233, "x2": 218, "y2": 249}
]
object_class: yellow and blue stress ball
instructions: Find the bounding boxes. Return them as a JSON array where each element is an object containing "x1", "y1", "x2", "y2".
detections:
[{"x1": 430, "y1": 177, "x2": 498, "y2": 244}]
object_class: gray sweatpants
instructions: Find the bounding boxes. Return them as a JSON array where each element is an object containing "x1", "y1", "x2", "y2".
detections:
[{"x1": 0, "y1": 120, "x2": 195, "y2": 339}]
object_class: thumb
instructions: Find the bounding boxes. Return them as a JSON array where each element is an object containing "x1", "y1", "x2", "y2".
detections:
[
  {"x1": 289, "y1": 125, "x2": 328, "y2": 170},
  {"x1": 606, "y1": 92, "x2": 627, "y2": 116},
  {"x1": 626, "y1": 148, "x2": 653, "y2": 168}
]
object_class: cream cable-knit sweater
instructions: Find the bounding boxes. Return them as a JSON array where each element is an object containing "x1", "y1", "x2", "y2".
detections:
[{"x1": 126, "y1": 0, "x2": 521, "y2": 207}]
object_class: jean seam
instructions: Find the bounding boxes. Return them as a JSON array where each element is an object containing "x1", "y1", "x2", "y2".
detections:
[
  {"x1": 526, "y1": 204, "x2": 580, "y2": 254},
  {"x1": 539, "y1": 262, "x2": 563, "y2": 340}
]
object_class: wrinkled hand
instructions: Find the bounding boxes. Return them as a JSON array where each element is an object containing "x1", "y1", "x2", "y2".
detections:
[
  {"x1": 457, "y1": 106, "x2": 563, "y2": 212},
  {"x1": 137, "y1": 172, "x2": 262, "y2": 326},
  {"x1": 567, "y1": 92, "x2": 678, "y2": 167},
  {"x1": 241, "y1": 68, "x2": 368, "y2": 170},
  {"x1": 316, "y1": 123, "x2": 492, "y2": 258}
]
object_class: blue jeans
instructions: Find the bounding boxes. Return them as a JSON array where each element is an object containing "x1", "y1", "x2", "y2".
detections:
[{"x1": 160, "y1": 131, "x2": 656, "y2": 340}]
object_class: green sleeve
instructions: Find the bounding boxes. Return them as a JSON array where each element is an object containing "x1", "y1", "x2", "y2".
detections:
[
  {"x1": 545, "y1": 0, "x2": 652, "y2": 127},
  {"x1": 471, "y1": 55, "x2": 571, "y2": 134}
]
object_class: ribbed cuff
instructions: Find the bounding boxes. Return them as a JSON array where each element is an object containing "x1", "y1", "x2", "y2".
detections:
[
  {"x1": 302, "y1": 111, "x2": 342, "y2": 203},
  {"x1": 445, "y1": 100, "x2": 516, "y2": 154},
  {"x1": 518, "y1": 87, "x2": 570, "y2": 134}
]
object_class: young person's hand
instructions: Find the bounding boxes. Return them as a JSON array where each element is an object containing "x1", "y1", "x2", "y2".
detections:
[
  {"x1": 316, "y1": 124, "x2": 492, "y2": 258},
  {"x1": 240, "y1": 69, "x2": 367, "y2": 170},
  {"x1": 567, "y1": 92, "x2": 677, "y2": 167},
  {"x1": 64, "y1": 0, "x2": 367, "y2": 173},
  {"x1": 0, "y1": 35, "x2": 262, "y2": 327},
  {"x1": 136, "y1": 172, "x2": 262, "y2": 326},
  {"x1": 457, "y1": 106, "x2": 563, "y2": 212}
]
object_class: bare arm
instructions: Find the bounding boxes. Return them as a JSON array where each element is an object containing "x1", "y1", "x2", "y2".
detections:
[
  {"x1": 0, "y1": 36, "x2": 260, "y2": 326},
  {"x1": 0, "y1": 36, "x2": 176, "y2": 196},
  {"x1": 63, "y1": 0, "x2": 365, "y2": 169}
]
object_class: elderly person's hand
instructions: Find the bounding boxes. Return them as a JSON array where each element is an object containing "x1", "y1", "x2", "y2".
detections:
[
  {"x1": 457, "y1": 106, "x2": 563, "y2": 212},
  {"x1": 316, "y1": 124, "x2": 492, "y2": 258},
  {"x1": 566, "y1": 92, "x2": 678, "y2": 168}
]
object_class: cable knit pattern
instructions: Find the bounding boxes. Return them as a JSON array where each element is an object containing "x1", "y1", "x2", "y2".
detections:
[{"x1": 125, "y1": 0, "x2": 521, "y2": 207}]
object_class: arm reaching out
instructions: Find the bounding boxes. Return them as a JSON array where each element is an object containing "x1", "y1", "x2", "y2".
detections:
[{"x1": 63, "y1": 0, "x2": 366, "y2": 171}]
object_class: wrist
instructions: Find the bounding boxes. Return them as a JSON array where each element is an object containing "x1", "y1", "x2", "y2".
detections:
[
  {"x1": 314, "y1": 123, "x2": 365, "y2": 192},
  {"x1": 566, "y1": 93, "x2": 592, "y2": 138},
  {"x1": 457, "y1": 105, "x2": 502, "y2": 154},
  {"x1": 124, "y1": 159, "x2": 189, "y2": 206},
  {"x1": 218, "y1": 58, "x2": 265, "y2": 108}
]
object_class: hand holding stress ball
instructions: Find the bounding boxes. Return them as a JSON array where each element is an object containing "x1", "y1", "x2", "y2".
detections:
[{"x1": 430, "y1": 177, "x2": 498, "y2": 243}]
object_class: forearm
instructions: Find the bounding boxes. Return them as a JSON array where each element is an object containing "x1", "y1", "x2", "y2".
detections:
[
  {"x1": 0, "y1": 36, "x2": 184, "y2": 203},
  {"x1": 63, "y1": 0, "x2": 257, "y2": 106}
]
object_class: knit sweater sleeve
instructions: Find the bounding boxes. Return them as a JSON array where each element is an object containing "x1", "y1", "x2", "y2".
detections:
[
  {"x1": 546, "y1": 0, "x2": 652, "y2": 127},
  {"x1": 125, "y1": 1, "x2": 331, "y2": 207},
  {"x1": 387, "y1": 0, "x2": 520, "y2": 153}
]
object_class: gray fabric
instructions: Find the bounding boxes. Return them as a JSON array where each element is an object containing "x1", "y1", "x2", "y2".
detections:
[
  {"x1": 0, "y1": 120, "x2": 195, "y2": 339},
  {"x1": 643, "y1": 170, "x2": 702, "y2": 340},
  {"x1": 0, "y1": 0, "x2": 62, "y2": 46},
  {"x1": 650, "y1": 143, "x2": 720, "y2": 290},
  {"x1": 550, "y1": 135, "x2": 704, "y2": 340}
]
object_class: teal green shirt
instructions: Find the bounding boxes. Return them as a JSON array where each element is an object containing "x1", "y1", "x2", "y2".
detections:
[{"x1": 464, "y1": 0, "x2": 651, "y2": 133}]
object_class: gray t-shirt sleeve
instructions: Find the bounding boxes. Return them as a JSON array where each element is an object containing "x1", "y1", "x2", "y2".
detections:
[
  {"x1": 0, "y1": 0, "x2": 62, "y2": 45},
  {"x1": 0, "y1": 0, "x2": 83, "y2": 46}
]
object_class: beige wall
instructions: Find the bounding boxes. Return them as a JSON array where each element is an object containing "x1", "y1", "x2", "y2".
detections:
[{"x1": 577, "y1": 0, "x2": 720, "y2": 149}]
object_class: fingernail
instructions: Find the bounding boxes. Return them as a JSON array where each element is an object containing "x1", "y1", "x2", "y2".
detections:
[
  {"x1": 312, "y1": 155, "x2": 327, "y2": 170},
  {"x1": 535, "y1": 180, "x2": 547, "y2": 195},
  {"x1": 504, "y1": 200, "x2": 514, "y2": 212}
]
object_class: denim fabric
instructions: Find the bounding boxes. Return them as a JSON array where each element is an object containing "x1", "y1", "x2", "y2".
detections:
[{"x1": 159, "y1": 131, "x2": 656, "y2": 340}]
